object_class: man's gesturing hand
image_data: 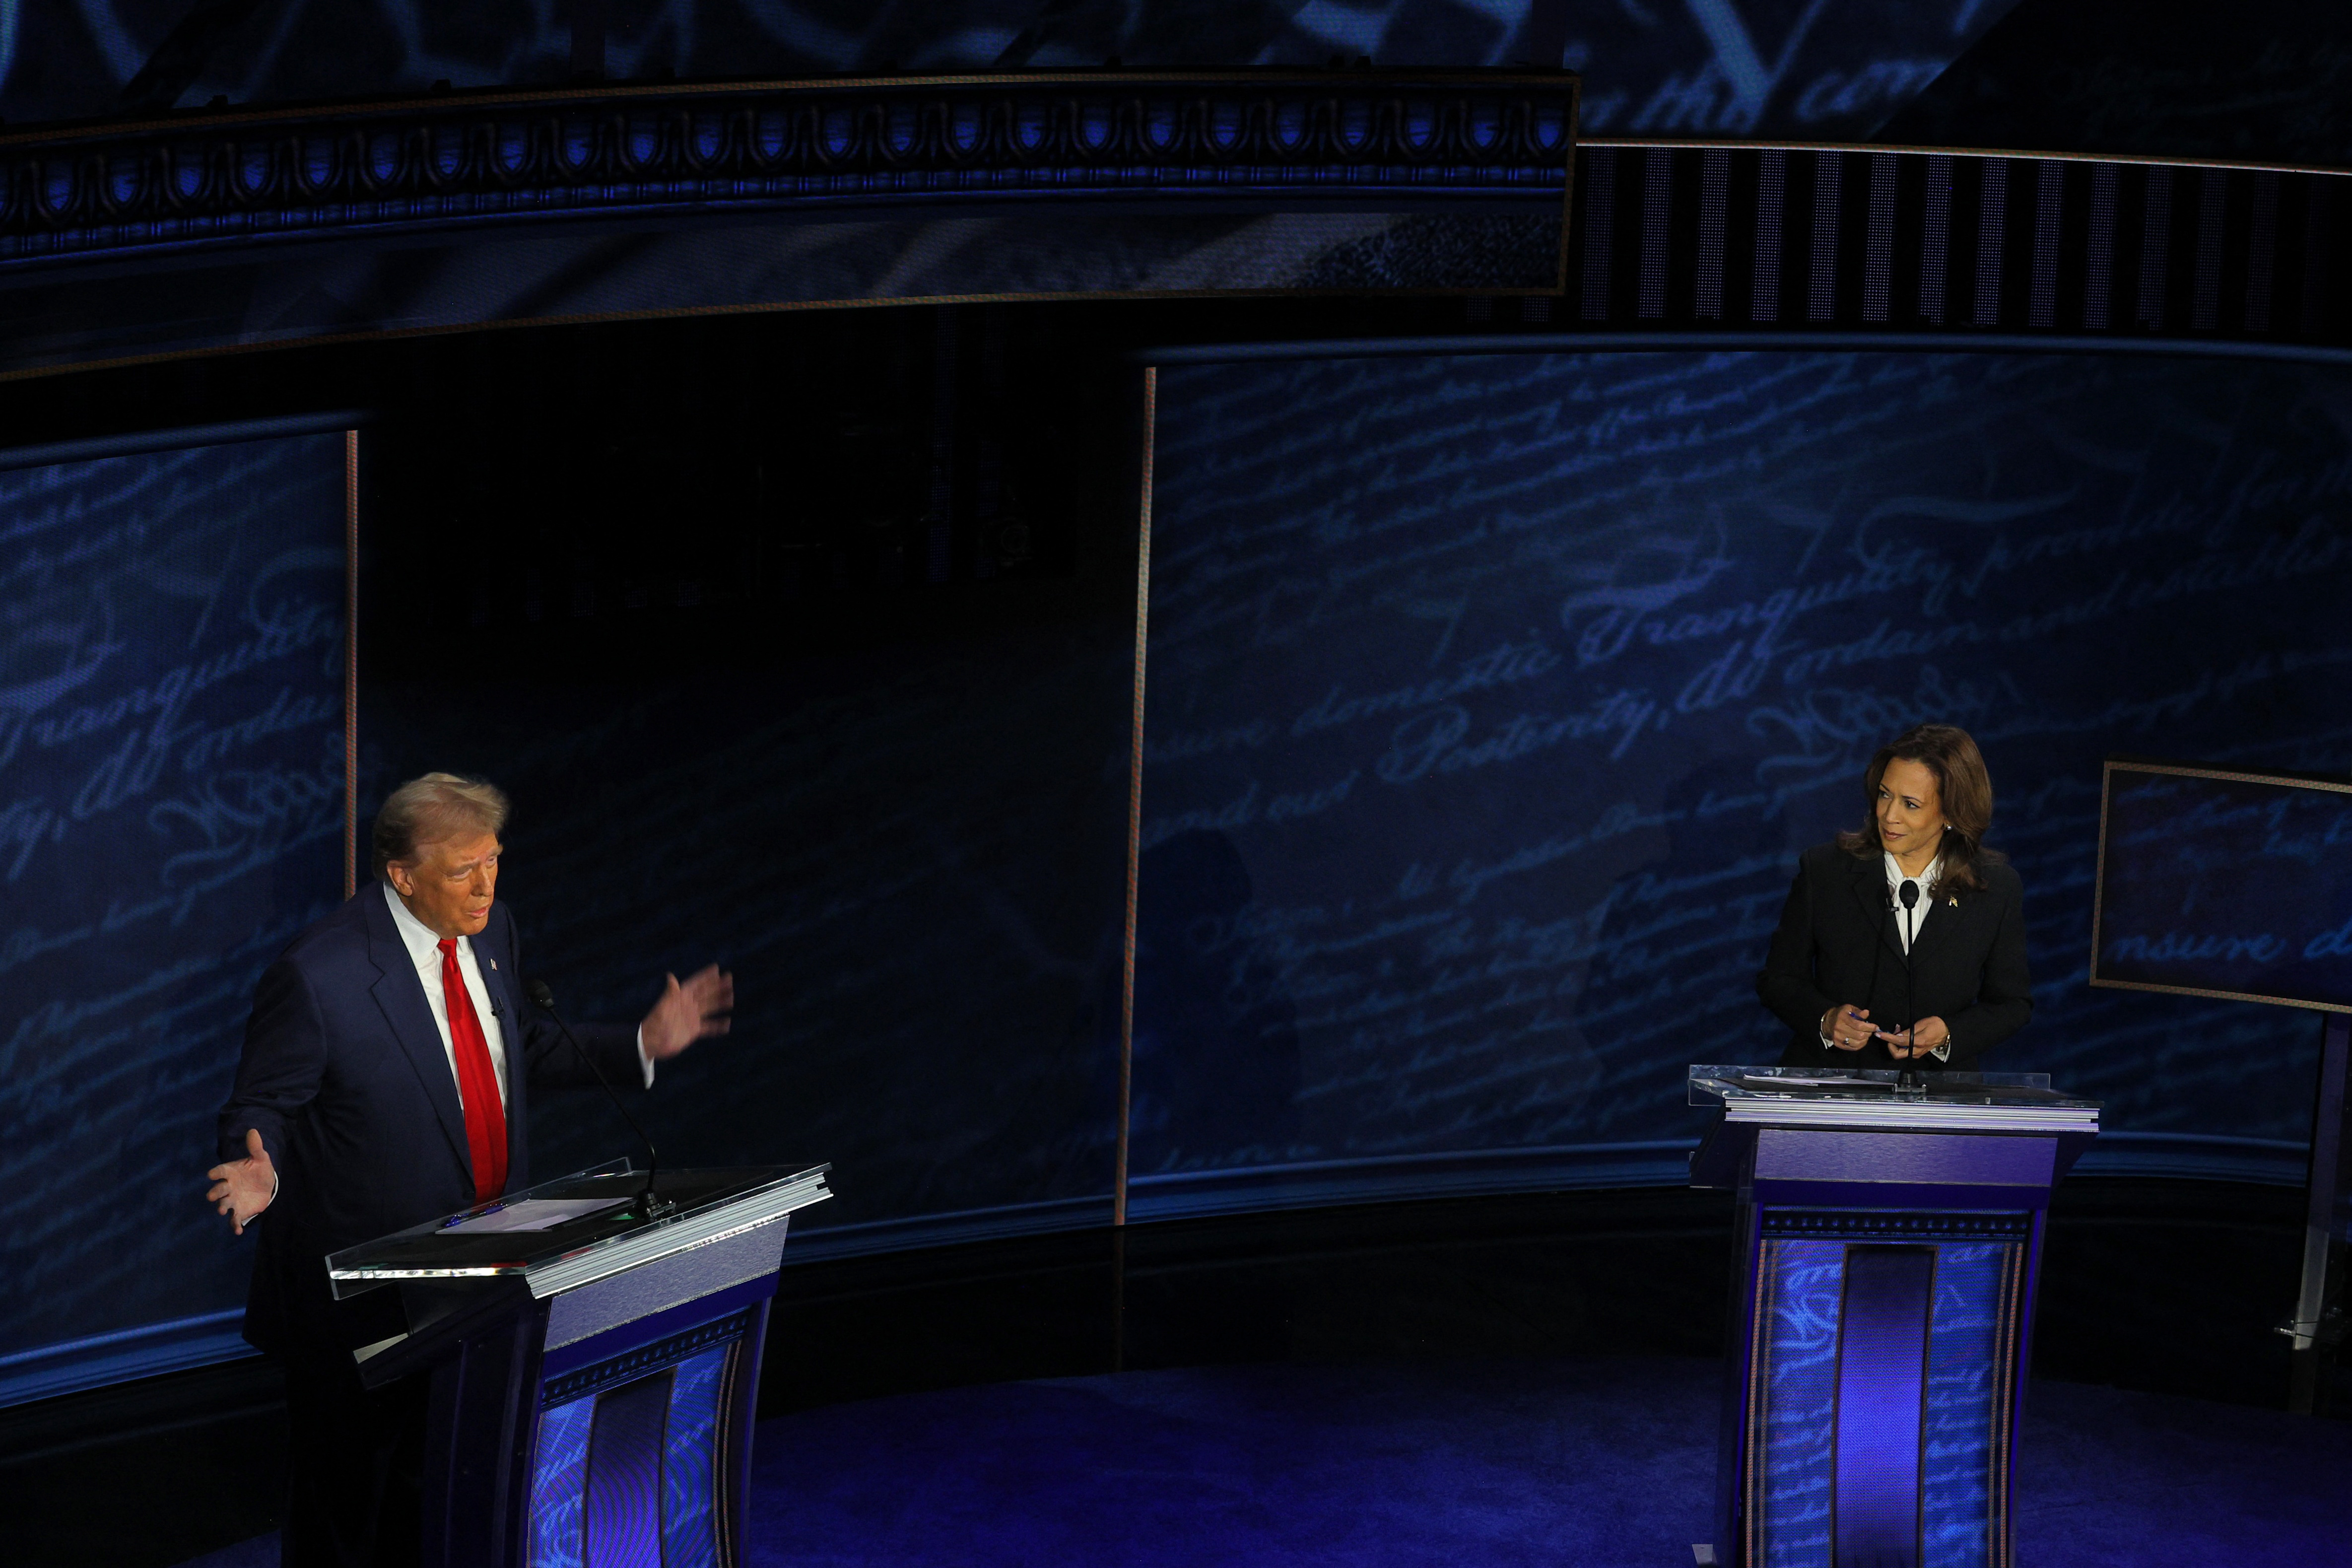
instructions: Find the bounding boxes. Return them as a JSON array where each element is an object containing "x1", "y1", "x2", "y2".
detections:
[
  {"x1": 640, "y1": 964, "x2": 734, "y2": 1061},
  {"x1": 206, "y1": 1128, "x2": 275, "y2": 1235}
]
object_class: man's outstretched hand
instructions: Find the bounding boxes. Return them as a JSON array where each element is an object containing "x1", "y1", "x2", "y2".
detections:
[
  {"x1": 207, "y1": 1128, "x2": 275, "y2": 1235},
  {"x1": 640, "y1": 964, "x2": 734, "y2": 1061}
]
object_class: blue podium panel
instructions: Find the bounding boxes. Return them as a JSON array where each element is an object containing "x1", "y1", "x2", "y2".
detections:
[
  {"x1": 331, "y1": 1164, "x2": 831, "y2": 1568},
  {"x1": 664, "y1": 1343, "x2": 733, "y2": 1568},
  {"x1": 529, "y1": 1395, "x2": 596, "y2": 1568},
  {"x1": 1692, "y1": 1070, "x2": 2098, "y2": 1568},
  {"x1": 1830, "y1": 1243, "x2": 1933, "y2": 1565},
  {"x1": 1746, "y1": 1214, "x2": 2030, "y2": 1568},
  {"x1": 583, "y1": 1369, "x2": 669, "y2": 1568},
  {"x1": 532, "y1": 1309, "x2": 759, "y2": 1568}
]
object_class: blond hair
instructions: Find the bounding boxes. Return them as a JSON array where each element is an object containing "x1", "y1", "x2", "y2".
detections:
[{"x1": 371, "y1": 772, "x2": 510, "y2": 879}]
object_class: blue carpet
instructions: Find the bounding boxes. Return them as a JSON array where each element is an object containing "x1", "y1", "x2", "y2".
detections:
[
  {"x1": 743, "y1": 1360, "x2": 2352, "y2": 1568},
  {"x1": 179, "y1": 1359, "x2": 2352, "y2": 1566},
  {"x1": 168, "y1": 1538, "x2": 276, "y2": 1568},
  {"x1": 2014, "y1": 1376, "x2": 2352, "y2": 1567},
  {"x1": 749, "y1": 1359, "x2": 1717, "y2": 1568}
]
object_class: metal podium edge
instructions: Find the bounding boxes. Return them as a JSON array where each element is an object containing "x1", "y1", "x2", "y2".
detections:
[
  {"x1": 326, "y1": 1165, "x2": 834, "y2": 1294},
  {"x1": 523, "y1": 1167, "x2": 834, "y2": 1299},
  {"x1": 1717, "y1": 1099, "x2": 2098, "y2": 1136}
]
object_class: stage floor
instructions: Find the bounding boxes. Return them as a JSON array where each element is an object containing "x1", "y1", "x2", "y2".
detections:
[{"x1": 179, "y1": 1356, "x2": 2350, "y2": 1567}]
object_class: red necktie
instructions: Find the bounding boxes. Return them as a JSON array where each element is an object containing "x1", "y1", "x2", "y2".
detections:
[{"x1": 438, "y1": 938, "x2": 509, "y2": 1203}]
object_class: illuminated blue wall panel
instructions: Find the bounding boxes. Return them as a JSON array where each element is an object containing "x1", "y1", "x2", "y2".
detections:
[
  {"x1": 1140, "y1": 348, "x2": 2352, "y2": 1190},
  {"x1": 0, "y1": 426, "x2": 347, "y2": 1401}
]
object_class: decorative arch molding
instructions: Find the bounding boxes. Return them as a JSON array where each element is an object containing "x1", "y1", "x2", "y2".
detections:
[
  {"x1": 0, "y1": 72, "x2": 2347, "y2": 378},
  {"x1": 0, "y1": 72, "x2": 1579, "y2": 274}
]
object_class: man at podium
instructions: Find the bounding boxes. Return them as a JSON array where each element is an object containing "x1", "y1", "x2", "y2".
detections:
[{"x1": 203, "y1": 772, "x2": 735, "y2": 1568}]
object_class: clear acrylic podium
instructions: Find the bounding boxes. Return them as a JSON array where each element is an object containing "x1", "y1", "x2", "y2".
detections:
[
  {"x1": 1688, "y1": 1067, "x2": 2099, "y2": 1568},
  {"x1": 327, "y1": 1161, "x2": 831, "y2": 1568}
]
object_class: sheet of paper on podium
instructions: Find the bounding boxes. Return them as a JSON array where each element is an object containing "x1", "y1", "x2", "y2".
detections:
[{"x1": 441, "y1": 1198, "x2": 631, "y2": 1234}]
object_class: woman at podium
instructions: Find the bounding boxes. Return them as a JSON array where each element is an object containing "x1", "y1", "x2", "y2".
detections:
[{"x1": 1757, "y1": 723, "x2": 2032, "y2": 1069}]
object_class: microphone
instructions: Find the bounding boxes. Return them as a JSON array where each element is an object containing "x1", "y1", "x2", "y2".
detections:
[
  {"x1": 1897, "y1": 881, "x2": 1923, "y2": 1091},
  {"x1": 525, "y1": 978, "x2": 673, "y2": 1221}
]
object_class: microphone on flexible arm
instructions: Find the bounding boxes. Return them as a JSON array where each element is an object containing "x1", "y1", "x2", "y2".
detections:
[
  {"x1": 1897, "y1": 881, "x2": 1925, "y2": 1093},
  {"x1": 525, "y1": 978, "x2": 674, "y2": 1221}
]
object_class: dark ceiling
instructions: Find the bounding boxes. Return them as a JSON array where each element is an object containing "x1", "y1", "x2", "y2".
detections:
[
  {"x1": 14, "y1": 1, "x2": 2345, "y2": 163},
  {"x1": 3, "y1": 0, "x2": 2019, "y2": 142},
  {"x1": 1880, "y1": 0, "x2": 2352, "y2": 166}
]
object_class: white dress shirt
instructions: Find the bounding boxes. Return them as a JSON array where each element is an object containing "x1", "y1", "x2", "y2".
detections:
[
  {"x1": 1884, "y1": 851, "x2": 1939, "y2": 953},
  {"x1": 1882, "y1": 850, "x2": 1951, "y2": 1061},
  {"x1": 1818, "y1": 851, "x2": 1953, "y2": 1061},
  {"x1": 384, "y1": 881, "x2": 513, "y2": 1107},
  {"x1": 382, "y1": 882, "x2": 658, "y2": 1102}
]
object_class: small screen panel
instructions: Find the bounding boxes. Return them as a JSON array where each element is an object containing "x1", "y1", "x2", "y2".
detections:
[{"x1": 2092, "y1": 763, "x2": 2352, "y2": 1013}]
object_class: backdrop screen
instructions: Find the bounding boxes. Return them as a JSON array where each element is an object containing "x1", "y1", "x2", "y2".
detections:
[
  {"x1": 1137, "y1": 348, "x2": 2352, "y2": 1188},
  {"x1": 2094, "y1": 765, "x2": 2352, "y2": 1012},
  {"x1": 0, "y1": 429, "x2": 347, "y2": 1394}
]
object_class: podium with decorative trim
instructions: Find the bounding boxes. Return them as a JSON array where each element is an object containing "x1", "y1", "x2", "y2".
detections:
[
  {"x1": 1688, "y1": 1068, "x2": 2098, "y2": 1568},
  {"x1": 327, "y1": 1161, "x2": 831, "y2": 1568}
]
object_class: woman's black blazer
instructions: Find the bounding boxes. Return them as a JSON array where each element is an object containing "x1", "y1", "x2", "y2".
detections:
[{"x1": 1756, "y1": 842, "x2": 2032, "y2": 1070}]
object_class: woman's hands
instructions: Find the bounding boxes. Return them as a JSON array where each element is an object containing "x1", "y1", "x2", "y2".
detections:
[
  {"x1": 1821, "y1": 1005, "x2": 1875, "y2": 1050},
  {"x1": 1876, "y1": 1017, "x2": 1951, "y2": 1059},
  {"x1": 1821, "y1": 1006, "x2": 1951, "y2": 1057}
]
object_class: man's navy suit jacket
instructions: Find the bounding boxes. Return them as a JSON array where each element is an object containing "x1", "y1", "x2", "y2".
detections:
[{"x1": 217, "y1": 886, "x2": 639, "y2": 1355}]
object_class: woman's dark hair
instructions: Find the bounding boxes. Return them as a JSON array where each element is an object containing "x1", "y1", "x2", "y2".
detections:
[{"x1": 1836, "y1": 724, "x2": 2003, "y2": 897}]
